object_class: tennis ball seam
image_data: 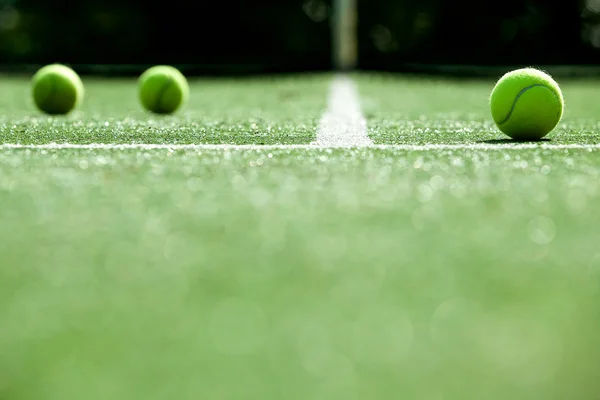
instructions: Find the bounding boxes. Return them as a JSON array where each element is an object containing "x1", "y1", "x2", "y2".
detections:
[
  {"x1": 154, "y1": 76, "x2": 174, "y2": 113},
  {"x1": 498, "y1": 84, "x2": 561, "y2": 126}
]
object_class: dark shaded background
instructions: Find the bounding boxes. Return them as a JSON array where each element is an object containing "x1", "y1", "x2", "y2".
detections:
[
  {"x1": 0, "y1": 0, "x2": 598, "y2": 75},
  {"x1": 0, "y1": 0, "x2": 333, "y2": 74}
]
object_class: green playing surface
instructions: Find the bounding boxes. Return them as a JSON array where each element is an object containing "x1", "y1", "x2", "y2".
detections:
[
  {"x1": 1, "y1": 73, "x2": 599, "y2": 400},
  {"x1": 358, "y1": 73, "x2": 600, "y2": 144},
  {"x1": 0, "y1": 74, "x2": 328, "y2": 144}
]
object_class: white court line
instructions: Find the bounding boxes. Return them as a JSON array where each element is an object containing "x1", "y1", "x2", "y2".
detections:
[
  {"x1": 311, "y1": 74, "x2": 372, "y2": 147},
  {"x1": 1, "y1": 76, "x2": 592, "y2": 152},
  {"x1": 0, "y1": 143, "x2": 599, "y2": 151}
]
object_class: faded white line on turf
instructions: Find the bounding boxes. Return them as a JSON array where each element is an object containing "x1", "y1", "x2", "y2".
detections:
[
  {"x1": 312, "y1": 75, "x2": 372, "y2": 147},
  {"x1": 1, "y1": 143, "x2": 600, "y2": 151}
]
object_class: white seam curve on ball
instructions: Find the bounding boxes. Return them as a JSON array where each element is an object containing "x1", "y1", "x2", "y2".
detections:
[{"x1": 499, "y1": 84, "x2": 559, "y2": 125}]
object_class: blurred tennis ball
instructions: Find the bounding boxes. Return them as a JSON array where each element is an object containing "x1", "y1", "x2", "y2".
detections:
[
  {"x1": 138, "y1": 65, "x2": 189, "y2": 114},
  {"x1": 489, "y1": 67, "x2": 564, "y2": 140},
  {"x1": 31, "y1": 64, "x2": 84, "y2": 115}
]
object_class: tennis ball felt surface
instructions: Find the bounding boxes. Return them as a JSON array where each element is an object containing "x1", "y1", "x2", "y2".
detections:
[
  {"x1": 31, "y1": 64, "x2": 84, "y2": 115},
  {"x1": 138, "y1": 66, "x2": 189, "y2": 114},
  {"x1": 490, "y1": 68, "x2": 564, "y2": 140}
]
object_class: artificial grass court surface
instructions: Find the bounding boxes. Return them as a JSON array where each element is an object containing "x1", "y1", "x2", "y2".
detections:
[
  {"x1": 1, "y1": 146, "x2": 600, "y2": 399},
  {"x1": 2, "y1": 72, "x2": 597, "y2": 146},
  {"x1": 358, "y1": 73, "x2": 600, "y2": 144},
  {"x1": 0, "y1": 74, "x2": 328, "y2": 145},
  {"x1": 2, "y1": 72, "x2": 600, "y2": 399}
]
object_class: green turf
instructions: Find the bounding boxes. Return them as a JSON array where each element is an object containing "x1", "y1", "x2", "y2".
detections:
[
  {"x1": 357, "y1": 73, "x2": 600, "y2": 144},
  {"x1": 2, "y1": 72, "x2": 600, "y2": 398},
  {"x1": 1, "y1": 146, "x2": 600, "y2": 400},
  {"x1": 0, "y1": 74, "x2": 328, "y2": 145}
]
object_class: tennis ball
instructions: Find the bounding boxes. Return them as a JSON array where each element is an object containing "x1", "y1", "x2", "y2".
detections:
[
  {"x1": 138, "y1": 65, "x2": 189, "y2": 114},
  {"x1": 31, "y1": 64, "x2": 84, "y2": 115},
  {"x1": 489, "y1": 68, "x2": 564, "y2": 140}
]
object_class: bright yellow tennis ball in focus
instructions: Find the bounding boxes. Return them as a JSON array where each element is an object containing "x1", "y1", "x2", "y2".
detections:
[
  {"x1": 489, "y1": 68, "x2": 564, "y2": 140},
  {"x1": 138, "y1": 65, "x2": 189, "y2": 114},
  {"x1": 31, "y1": 64, "x2": 84, "y2": 115}
]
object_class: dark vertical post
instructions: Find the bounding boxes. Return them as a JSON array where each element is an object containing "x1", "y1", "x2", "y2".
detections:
[{"x1": 332, "y1": 0, "x2": 358, "y2": 71}]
